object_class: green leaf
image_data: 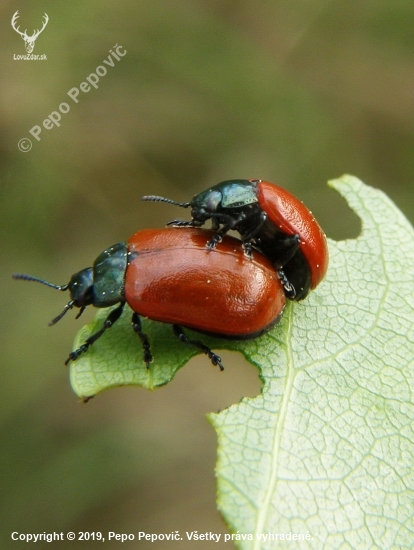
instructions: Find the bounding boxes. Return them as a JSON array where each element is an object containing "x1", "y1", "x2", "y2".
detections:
[
  {"x1": 69, "y1": 310, "x2": 202, "y2": 397},
  {"x1": 208, "y1": 175, "x2": 414, "y2": 549},
  {"x1": 69, "y1": 175, "x2": 414, "y2": 548}
]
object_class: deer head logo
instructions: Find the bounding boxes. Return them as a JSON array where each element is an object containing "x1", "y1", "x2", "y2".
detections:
[{"x1": 11, "y1": 11, "x2": 49, "y2": 54}]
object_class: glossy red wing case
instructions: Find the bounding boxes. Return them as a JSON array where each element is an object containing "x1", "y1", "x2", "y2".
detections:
[
  {"x1": 256, "y1": 181, "x2": 329, "y2": 289},
  {"x1": 125, "y1": 228, "x2": 285, "y2": 338}
]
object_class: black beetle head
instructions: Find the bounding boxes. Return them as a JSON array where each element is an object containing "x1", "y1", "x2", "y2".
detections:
[
  {"x1": 12, "y1": 267, "x2": 94, "y2": 326},
  {"x1": 190, "y1": 188, "x2": 223, "y2": 222}
]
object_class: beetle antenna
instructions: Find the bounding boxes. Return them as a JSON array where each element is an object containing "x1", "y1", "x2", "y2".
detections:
[
  {"x1": 12, "y1": 273, "x2": 68, "y2": 292},
  {"x1": 49, "y1": 301, "x2": 75, "y2": 326},
  {"x1": 13, "y1": 274, "x2": 74, "y2": 326},
  {"x1": 141, "y1": 195, "x2": 191, "y2": 208}
]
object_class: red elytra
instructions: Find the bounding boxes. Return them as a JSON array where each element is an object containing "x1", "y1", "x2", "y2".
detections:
[
  {"x1": 256, "y1": 180, "x2": 329, "y2": 289},
  {"x1": 125, "y1": 228, "x2": 286, "y2": 338}
]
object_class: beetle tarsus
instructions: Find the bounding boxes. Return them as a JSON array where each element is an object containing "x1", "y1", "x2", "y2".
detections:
[
  {"x1": 206, "y1": 234, "x2": 222, "y2": 250},
  {"x1": 173, "y1": 324, "x2": 224, "y2": 371},
  {"x1": 207, "y1": 351, "x2": 224, "y2": 371},
  {"x1": 277, "y1": 269, "x2": 296, "y2": 300},
  {"x1": 132, "y1": 312, "x2": 153, "y2": 368},
  {"x1": 65, "y1": 346, "x2": 87, "y2": 365},
  {"x1": 82, "y1": 395, "x2": 94, "y2": 403},
  {"x1": 243, "y1": 241, "x2": 254, "y2": 259}
]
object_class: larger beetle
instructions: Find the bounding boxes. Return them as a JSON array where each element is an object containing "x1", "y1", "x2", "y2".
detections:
[{"x1": 13, "y1": 227, "x2": 286, "y2": 370}]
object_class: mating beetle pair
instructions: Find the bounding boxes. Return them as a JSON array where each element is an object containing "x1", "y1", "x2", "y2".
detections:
[{"x1": 14, "y1": 180, "x2": 328, "y2": 370}]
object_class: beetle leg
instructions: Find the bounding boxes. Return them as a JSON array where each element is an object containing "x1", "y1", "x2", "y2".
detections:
[
  {"x1": 211, "y1": 217, "x2": 221, "y2": 232},
  {"x1": 206, "y1": 233, "x2": 223, "y2": 250},
  {"x1": 242, "y1": 241, "x2": 254, "y2": 259},
  {"x1": 172, "y1": 325, "x2": 224, "y2": 371},
  {"x1": 277, "y1": 269, "x2": 296, "y2": 300},
  {"x1": 205, "y1": 213, "x2": 241, "y2": 250},
  {"x1": 131, "y1": 312, "x2": 153, "y2": 368},
  {"x1": 65, "y1": 302, "x2": 125, "y2": 365}
]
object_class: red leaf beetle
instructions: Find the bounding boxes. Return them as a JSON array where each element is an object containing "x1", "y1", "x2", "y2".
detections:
[
  {"x1": 143, "y1": 180, "x2": 329, "y2": 301},
  {"x1": 13, "y1": 228, "x2": 286, "y2": 370}
]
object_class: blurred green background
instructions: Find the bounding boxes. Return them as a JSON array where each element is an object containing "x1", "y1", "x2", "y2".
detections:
[{"x1": 1, "y1": 1, "x2": 413, "y2": 547}]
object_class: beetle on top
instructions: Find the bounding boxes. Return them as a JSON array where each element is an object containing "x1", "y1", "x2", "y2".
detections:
[{"x1": 143, "y1": 179, "x2": 329, "y2": 301}]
